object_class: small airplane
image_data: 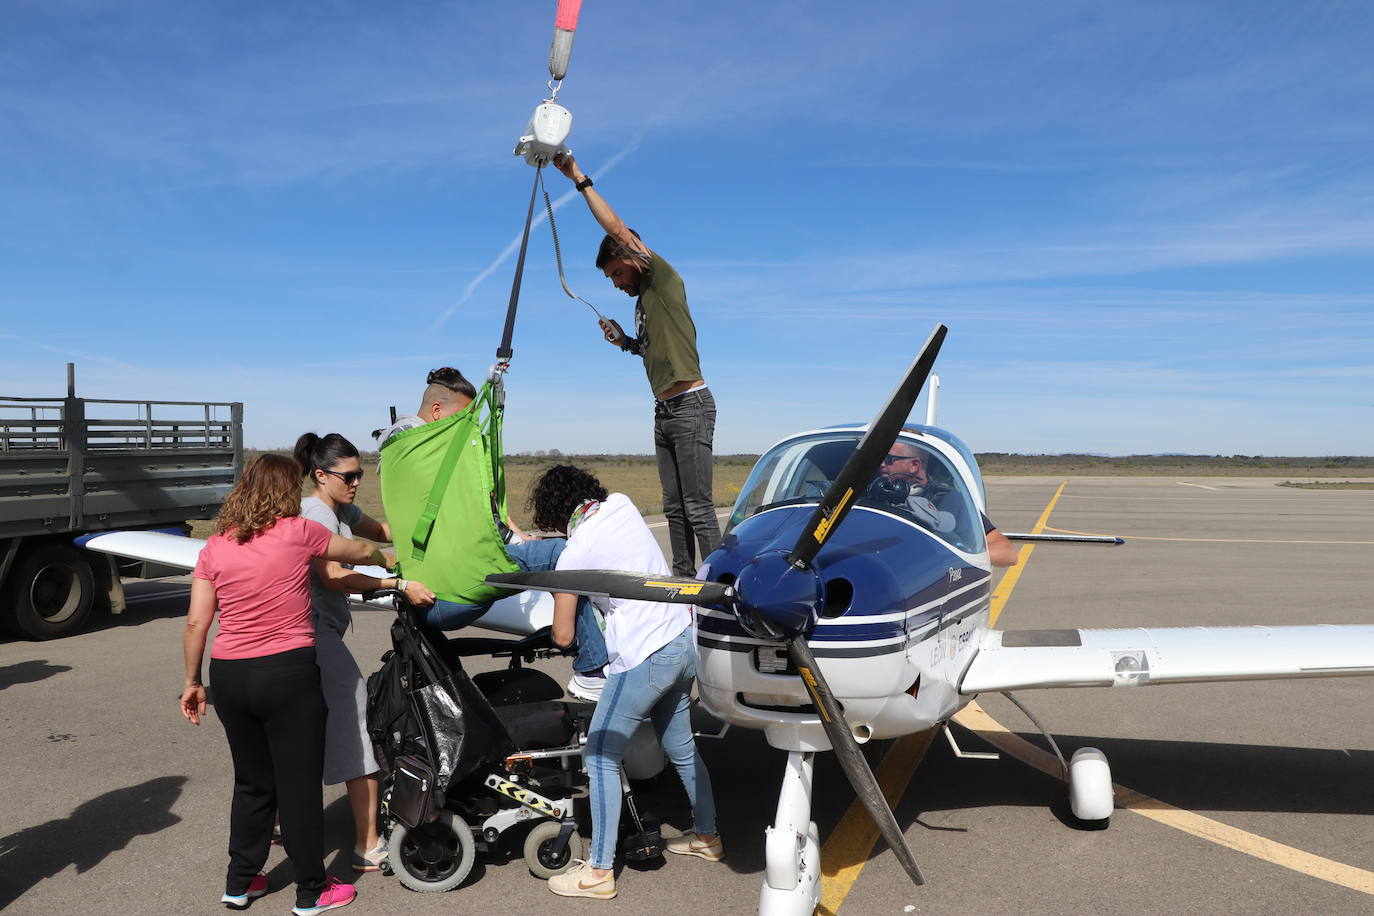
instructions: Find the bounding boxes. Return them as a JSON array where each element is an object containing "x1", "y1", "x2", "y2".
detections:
[
  {"x1": 486, "y1": 323, "x2": 1374, "y2": 916},
  {"x1": 81, "y1": 324, "x2": 1374, "y2": 915}
]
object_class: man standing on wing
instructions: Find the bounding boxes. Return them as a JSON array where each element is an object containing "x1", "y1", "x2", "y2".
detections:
[{"x1": 554, "y1": 152, "x2": 721, "y2": 578}]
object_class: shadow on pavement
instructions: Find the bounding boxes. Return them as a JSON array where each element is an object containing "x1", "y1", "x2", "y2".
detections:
[
  {"x1": 0, "y1": 659, "x2": 73, "y2": 690},
  {"x1": 0, "y1": 775, "x2": 186, "y2": 910},
  {"x1": 82, "y1": 582, "x2": 193, "y2": 634}
]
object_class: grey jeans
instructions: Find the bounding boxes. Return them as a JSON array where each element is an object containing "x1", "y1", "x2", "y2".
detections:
[{"x1": 653, "y1": 388, "x2": 722, "y2": 576}]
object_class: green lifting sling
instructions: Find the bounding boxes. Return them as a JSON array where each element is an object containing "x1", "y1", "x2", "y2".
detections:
[{"x1": 379, "y1": 381, "x2": 519, "y2": 605}]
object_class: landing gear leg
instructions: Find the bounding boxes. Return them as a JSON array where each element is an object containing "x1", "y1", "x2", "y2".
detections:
[
  {"x1": 1001, "y1": 691, "x2": 1114, "y2": 826},
  {"x1": 758, "y1": 751, "x2": 821, "y2": 916}
]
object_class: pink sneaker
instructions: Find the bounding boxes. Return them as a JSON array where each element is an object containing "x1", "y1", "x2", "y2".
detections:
[
  {"x1": 221, "y1": 872, "x2": 268, "y2": 909},
  {"x1": 291, "y1": 877, "x2": 357, "y2": 915}
]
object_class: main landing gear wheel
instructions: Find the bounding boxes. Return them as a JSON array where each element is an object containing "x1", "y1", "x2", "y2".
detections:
[
  {"x1": 1068, "y1": 746, "x2": 1114, "y2": 826},
  {"x1": 389, "y1": 811, "x2": 476, "y2": 893},
  {"x1": 523, "y1": 820, "x2": 584, "y2": 879}
]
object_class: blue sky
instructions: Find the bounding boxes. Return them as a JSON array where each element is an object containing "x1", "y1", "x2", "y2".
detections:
[{"x1": 3, "y1": 0, "x2": 1371, "y2": 456}]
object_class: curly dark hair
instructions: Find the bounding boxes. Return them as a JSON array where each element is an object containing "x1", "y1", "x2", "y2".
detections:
[{"x1": 529, "y1": 464, "x2": 609, "y2": 534}]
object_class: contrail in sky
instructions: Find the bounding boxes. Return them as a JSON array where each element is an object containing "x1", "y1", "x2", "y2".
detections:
[{"x1": 430, "y1": 133, "x2": 645, "y2": 331}]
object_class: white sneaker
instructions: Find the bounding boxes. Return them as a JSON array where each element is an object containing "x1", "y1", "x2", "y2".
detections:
[
  {"x1": 351, "y1": 837, "x2": 388, "y2": 873},
  {"x1": 567, "y1": 670, "x2": 606, "y2": 702}
]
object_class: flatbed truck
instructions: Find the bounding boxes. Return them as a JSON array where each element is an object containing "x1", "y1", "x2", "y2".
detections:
[{"x1": 0, "y1": 366, "x2": 242, "y2": 639}]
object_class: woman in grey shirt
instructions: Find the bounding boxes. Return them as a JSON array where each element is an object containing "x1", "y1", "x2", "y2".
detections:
[{"x1": 294, "y1": 432, "x2": 435, "y2": 872}]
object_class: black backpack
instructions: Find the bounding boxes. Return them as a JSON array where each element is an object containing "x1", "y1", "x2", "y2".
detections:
[{"x1": 365, "y1": 614, "x2": 514, "y2": 792}]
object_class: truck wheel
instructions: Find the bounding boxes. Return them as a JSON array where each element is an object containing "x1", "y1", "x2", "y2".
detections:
[{"x1": 6, "y1": 543, "x2": 96, "y2": 640}]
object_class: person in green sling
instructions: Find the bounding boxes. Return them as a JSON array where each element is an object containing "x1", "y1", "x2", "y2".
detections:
[
  {"x1": 380, "y1": 367, "x2": 609, "y2": 691},
  {"x1": 554, "y1": 153, "x2": 722, "y2": 578}
]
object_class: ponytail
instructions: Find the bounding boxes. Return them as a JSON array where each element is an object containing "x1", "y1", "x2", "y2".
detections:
[
  {"x1": 292, "y1": 432, "x2": 320, "y2": 478},
  {"x1": 293, "y1": 432, "x2": 360, "y2": 484}
]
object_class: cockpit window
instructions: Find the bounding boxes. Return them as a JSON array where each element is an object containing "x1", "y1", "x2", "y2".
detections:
[{"x1": 728, "y1": 432, "x2": 985, "y2": 553}]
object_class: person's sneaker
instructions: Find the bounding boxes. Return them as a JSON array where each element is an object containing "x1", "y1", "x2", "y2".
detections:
[
  {"x1": 548, "y1": 861, "x2": 616, "y2": 899},
  {"x1": 221, "y1": 872, "x2": 268, "y2": 909},
  {"x1": 351, "y1": 838, "x2": 388, "y2": 873},
  {"x1": 665, "y1": 832, "x2": 724, "y2": 862},
  {"x1": 567, "y1": 669, "x2": 607, "y2": 702},
  {"x1": 291, "y1": 877, "x2": 357, "y2": 915}
]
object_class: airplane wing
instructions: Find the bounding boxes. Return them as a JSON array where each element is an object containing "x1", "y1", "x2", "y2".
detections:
[
  {"x1": 958, "y1": 625, "x2": 1374, "y2": 694},
  {"x1": 81, "y1": 530, "x2": 204, "y2": 569},
  {"x1": 78, "y1": 529, "x2": 550, "y2": 636}
]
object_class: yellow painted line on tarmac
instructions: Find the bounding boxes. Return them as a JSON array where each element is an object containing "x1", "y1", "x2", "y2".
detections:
[
  {"x1": 1042, "y1": 525, "x2": 1374, "y2": 546},
  {"x1": 818, "y1": 481, "x2": 1067, "y2": 912},
  {"x1": 952, "y1": 701, "x2": 1374, "y2": 897},
  {"x1": 990, "y1": 480, "x2": 1066, "y2": 628},
  {"x1": 816, "y1": 727, "x2": 940, "y2": 916}
]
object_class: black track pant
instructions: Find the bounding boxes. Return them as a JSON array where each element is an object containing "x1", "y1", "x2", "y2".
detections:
[{"x1": 211, "y1": 646, "x2": 327, "y2": 907}]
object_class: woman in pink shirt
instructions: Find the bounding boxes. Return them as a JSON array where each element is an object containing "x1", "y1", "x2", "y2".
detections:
[{"x1": 180, "y1": 454, "x2": 384, "y2": 915}]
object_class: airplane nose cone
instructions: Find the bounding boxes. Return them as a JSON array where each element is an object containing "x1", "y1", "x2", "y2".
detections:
[{"x1": 734, "y1": 551, "x2": 822, "y2": 638}]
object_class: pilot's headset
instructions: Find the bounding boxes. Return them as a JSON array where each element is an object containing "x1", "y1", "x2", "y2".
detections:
[{"x1": 867, "y1": 446, "x2": 923, "y2": 505}]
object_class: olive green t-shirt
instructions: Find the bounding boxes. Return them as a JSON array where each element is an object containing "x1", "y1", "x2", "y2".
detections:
[{"x1": 633, "y1": 251, "x2": 703, "y2": 397}]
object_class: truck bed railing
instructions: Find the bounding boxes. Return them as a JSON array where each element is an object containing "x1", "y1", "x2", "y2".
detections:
[
  {"x1": 0, "y1": 397, "x2": 241, "y2": 453},
  {"x1": 0, "y1": 394, "x2": 245, "y2": 539}
]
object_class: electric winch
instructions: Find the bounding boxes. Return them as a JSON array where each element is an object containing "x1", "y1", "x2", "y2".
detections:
[{"x1": 512, "y1": 0, "x2": 581, "y2": 166}]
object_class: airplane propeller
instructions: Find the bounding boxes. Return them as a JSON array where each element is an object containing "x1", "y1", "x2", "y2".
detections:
[
  {"x1": 486, "y1": 569, "x2": 733, "y2": 605},
  {"x1": 486, "y1": 325, "x2": 948, "y2": 889},
  {"x1": 786, "y1": 323, "x2": 947, "y2": 570}
]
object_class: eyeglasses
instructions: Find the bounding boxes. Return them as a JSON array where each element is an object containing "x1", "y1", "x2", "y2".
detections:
[
  {"x1": 883, "y1": 453, "x2": 923, "y2": 466},
  {"x1": 320, "y1": 468, "x2": 365, "y2": 486}
]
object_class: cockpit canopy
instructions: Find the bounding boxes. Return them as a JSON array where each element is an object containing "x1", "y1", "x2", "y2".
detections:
[{"x1": 728, "y1": 430, "x2": 986, "y2": 555}]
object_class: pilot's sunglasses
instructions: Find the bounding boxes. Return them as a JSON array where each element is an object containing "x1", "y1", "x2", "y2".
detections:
[
  {"x1": 321, "y1": 468, "x2": 365, "y2": 486},
  {"x1": 883, "y1": 453, "x2": 922, "y2": 466}
]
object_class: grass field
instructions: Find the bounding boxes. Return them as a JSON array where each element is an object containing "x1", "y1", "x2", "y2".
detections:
[
  {"x1": 190, "y1": 454, "x2": 755, "y2": 539},
  {"x1": 188, "y1": 451, "x2": 1374, "y2": 540}
]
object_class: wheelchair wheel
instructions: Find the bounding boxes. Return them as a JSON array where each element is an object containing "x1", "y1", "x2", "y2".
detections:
[
  {"x1": 523, "y1": 820, "x2": 584, "y2": 879},
  {"x1": 389, "y1": 811, "x2": 476, "y2": 893}
]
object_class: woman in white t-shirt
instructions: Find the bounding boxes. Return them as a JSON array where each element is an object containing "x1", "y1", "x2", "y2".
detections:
[{"x1": 530, "y1": 465, "x2": 721, "y2": 901}]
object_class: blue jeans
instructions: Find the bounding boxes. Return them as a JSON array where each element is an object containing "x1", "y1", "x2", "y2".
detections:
[
  {"x1": 424, "y1": 538, "x2": 609, "y2": 674},
  {"x1": 654, "y1": 389, "x2": 722, "y2": 577},
  {"x1": 585, "y1": 629, "x2": 716, "y2": 869}
]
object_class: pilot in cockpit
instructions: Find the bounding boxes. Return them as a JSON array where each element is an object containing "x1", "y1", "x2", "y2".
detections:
[
  {"x1": 870, "y1": 440, "x2": 958, "y2": 533},
  {"x1": 871, "y1": 437, "x2": 1019, "y2": 568}
]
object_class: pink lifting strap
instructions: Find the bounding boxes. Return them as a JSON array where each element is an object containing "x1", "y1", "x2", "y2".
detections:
[
  {"x1": 548, "y1": 0, "x2": 582, "y2": 81},
  {"x1": 555, "y1": 0, "x2": 582, "y2": 31}
]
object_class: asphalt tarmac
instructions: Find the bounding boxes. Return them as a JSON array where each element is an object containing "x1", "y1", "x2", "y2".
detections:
[{"x1": 3, "y1": 477, "x2": 1373, "y2": 915}]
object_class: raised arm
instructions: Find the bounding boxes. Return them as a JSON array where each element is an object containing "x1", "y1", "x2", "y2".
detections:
[{"x1": 554, "y1": 153, "x2": 648, "y2": 256}]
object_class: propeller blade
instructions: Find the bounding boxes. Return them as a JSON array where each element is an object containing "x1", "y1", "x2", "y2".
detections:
[
  {"x1": 786, "y1": 324, "x2": 948, "y2": 570},
  {"x1": 786, "y1": 635, "x2": 926, "y2": 887},
  {"x1": 486, "y1": 569, "x2": 734, "y2": 605}
]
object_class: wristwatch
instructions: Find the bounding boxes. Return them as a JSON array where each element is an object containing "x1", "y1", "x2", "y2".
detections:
[{"x1": 575, "y1": 176, "x2": 594, "y2": 192}]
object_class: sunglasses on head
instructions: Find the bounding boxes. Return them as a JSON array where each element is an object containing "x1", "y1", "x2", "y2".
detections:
[
  {"x1": 427, "y1": 367, "x2": 467, "y2": 390},
  {"x1": 319, "y1": 468, "x2": 364, "y2": 486}
]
